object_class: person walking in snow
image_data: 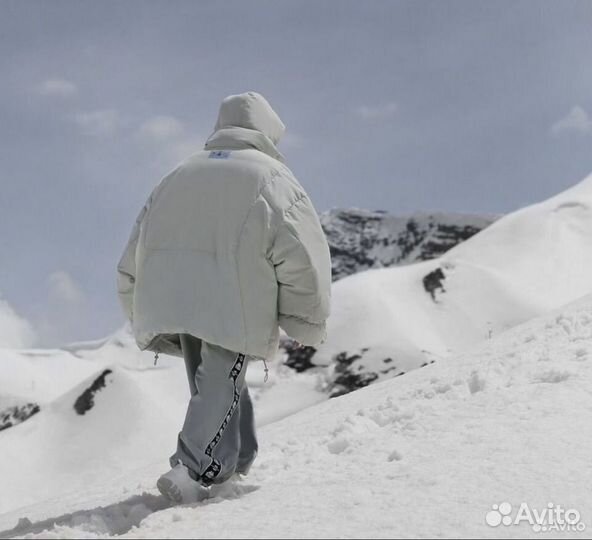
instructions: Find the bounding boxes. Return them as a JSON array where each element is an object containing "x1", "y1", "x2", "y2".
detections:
[{"x1": 116, "y1": 92, "x2": 332, "y2": 503}]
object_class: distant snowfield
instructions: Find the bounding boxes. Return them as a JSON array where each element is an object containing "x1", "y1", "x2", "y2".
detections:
[
  {"x1": 1, "y1": 295, "x2": 591, "y2": 538},
  {"x1": 313, "y1": 173, "x2": 592, "y2": 394}
]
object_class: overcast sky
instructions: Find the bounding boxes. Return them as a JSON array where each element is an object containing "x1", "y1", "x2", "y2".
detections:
[{"x1": 1, "y1": 0, "x2": 592, "y2": 347}]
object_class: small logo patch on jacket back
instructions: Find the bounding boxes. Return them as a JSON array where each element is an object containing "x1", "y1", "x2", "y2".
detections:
[{"x1": 209, "y1": 150, "x2": 231, "y2": 159}]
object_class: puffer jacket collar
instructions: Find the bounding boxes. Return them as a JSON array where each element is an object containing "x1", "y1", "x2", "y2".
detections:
[{"x1": 205, "y1": 126, "x2": 285, "y2": 163}]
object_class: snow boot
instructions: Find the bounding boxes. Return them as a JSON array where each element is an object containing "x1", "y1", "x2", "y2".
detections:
[{"x1": 156, "y1": 463, "x2": 209, "y2": 504}]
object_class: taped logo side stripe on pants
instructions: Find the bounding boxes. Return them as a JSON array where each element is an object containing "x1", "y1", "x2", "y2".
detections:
[{"x1": 201, "y1": 353, "x2": 245, "y2": 484}]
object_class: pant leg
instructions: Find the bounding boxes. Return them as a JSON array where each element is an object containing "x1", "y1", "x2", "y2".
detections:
[
  {"x1": 199, "y1": 377, "x2": 259, "y2": 481},
  {"x1": 180, "y1": 333, "x2": 201, "y2": 396},
  {"x1": 237, "y1": 386, "x2": 258, "y2": 474},
  {"x1": 180, "y1": 334, "x2": 258, "y2": 477},
  {"x1": 170, "y1": 340, "x2": 247, "y2": 485}
]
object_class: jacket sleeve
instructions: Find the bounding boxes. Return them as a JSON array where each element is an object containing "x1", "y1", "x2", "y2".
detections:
[
  {"x1": 270, "y1": 194, "x2": 332, "y2": 346},
  {"x1": 116, "y1": 199, "x2": 151, "y2": 322}
]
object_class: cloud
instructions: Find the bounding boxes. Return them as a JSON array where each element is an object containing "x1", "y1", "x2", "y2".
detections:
[
  {"x1": 137, "y1": 115, "x2": 185, "y2": 141},
  {"x1": 47, "y1": 271, "x2": 85, "y2": 306},
  {"x1": 164, "y1": 135, "x2": 206, "y2": 164},
  {"x1": 135, "y1": 114, "x2": 205, "y2": 167},
  {"x1": 354, "y1": 102, "x2": 398, "y2": 121},
  {"x1": 34, "y1": 271, "x2": 88, "y2": 347},
  {"x1": 73, "y1": 109, "x2": 122, "y2": 136},
  {"x1": 551, "y1": 106, "x2": 592, "y2": 136},
  {"x1": 0, "y1": 296, "x2": 36, "y2": 348},
  {"x1": 36, "y1": 78, "x2": 78, "y2": 98}
]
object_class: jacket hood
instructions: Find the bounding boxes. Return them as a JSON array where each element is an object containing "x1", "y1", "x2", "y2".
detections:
[
  {"x1": 213, "y1": 92, "x2": 285, "y2": 144},
  {"x1": 205, "y1": 92, "x2": 286, "y2": 162}
]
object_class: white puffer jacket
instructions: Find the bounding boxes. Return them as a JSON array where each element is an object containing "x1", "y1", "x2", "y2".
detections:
[{"x1": 117, "y1": 92, "x2": 331, "y2": 360}]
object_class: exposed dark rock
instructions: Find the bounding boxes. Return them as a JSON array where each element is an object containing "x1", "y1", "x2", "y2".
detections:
[
  {"x1": 328, "y1": 351, "x2": 378, "y2": 397},
  {"x1": 280, "y1": 209, "x2": 496, "y2": 394},
  {"x1": 327, "y1": 348, "x2": 438, "y2": 397},
  {"x1": 333, "y1": 351, "x2": 363, "y2": 368},
  {"x1": 0, "y1": 403, "x2": 40, "y2": 432},
  {"x1": 420, "y1": 360, "x2": 437, "y2": 368},
  {"x1": 423, "y1": 268, "x2": 446, "y2": 301},
  {"x1": 73, "y1": 370, "x2": 113, "y2": 415},
  {"x1": 283, "y1": 343, "x2": 318, "y2": 372},
  {"x1": 380, "y1": 366, "x2": 400, "y2": 375},
  {"x1": 320, "y1": 209, "x2": 496, "y2": 282}
]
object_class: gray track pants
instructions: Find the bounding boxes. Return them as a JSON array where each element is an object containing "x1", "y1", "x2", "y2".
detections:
[{"x1": 169, "y1": 334, "x2": 258, "y2": 485}]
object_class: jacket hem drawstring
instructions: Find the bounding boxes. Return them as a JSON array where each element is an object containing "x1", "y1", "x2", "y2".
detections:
[{"x1": 263, "y1": 359, "x2": 269, "y2": 383}]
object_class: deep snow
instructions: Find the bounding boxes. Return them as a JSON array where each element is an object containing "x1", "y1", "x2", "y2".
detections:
[
  {"x1": 0, "y1": 330, "x2": 325, "y2": 515},
  {"x1": 1, "y1": 294, "x2": 591, "y2": 538},
  {"x1": 2, "y1": 174, "x2": 592, "y2": 538}
]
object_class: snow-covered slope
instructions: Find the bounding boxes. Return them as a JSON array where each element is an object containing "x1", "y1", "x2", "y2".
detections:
[
  {"x1": 320, "y1": 208, "x2": 496, "y2": 280},
  {"x1": 312, "y1": 173, "x2": 592, "y2": 395},
  {"x1": 0, "y1": 330, "x2": 324, "y2": 514},
  {"x1": 2, "y1": 294, "x2": 591, "y2": 539},
  {"x1": 2, "y1": 174, "x2": 592, "y2": 536}
]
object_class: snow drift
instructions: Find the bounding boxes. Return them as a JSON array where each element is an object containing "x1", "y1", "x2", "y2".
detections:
[
  {"x1": 2, "y1": 293, "x2": 591, "y2": 538},
  {"x1": 0, "y1": 329, "x2": 324, "y2": 514},
  {"x1": 312, "y1": 173, "x2": 592, "y2": 394}
]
